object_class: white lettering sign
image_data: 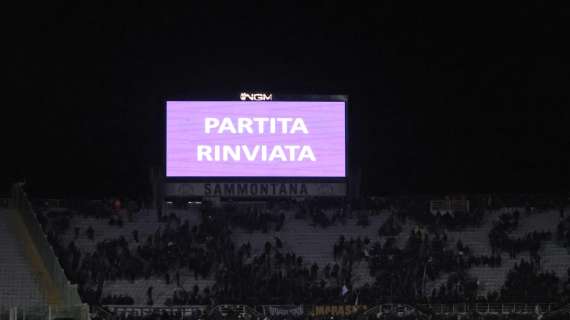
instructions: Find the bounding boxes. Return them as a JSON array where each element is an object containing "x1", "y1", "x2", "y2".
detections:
[
  {"x1": 204, "y1": 117, "x2": 308, "y2": 135},
  {"x1": 240, "y1": 93, "x2": 273, "y2": 101}
]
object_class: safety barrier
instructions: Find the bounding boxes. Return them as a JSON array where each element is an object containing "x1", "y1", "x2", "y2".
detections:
[
  {"x1": 418, "y1": 303, "x2": 555, "y2": 314},
  {"x1": 104, "y1": 303, "x2": 559, "y2": 318}
]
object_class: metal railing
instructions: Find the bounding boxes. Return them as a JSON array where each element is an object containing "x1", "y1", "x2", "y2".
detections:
[
  {"x1": 419, "y1": 303, "x2": 555, "y2": 314},
  {"x1": 102, "y1": 303, "x2": 560, "y2": 318},
  {"x1": 105, "y1": 305, "x2": 207, "y2": 318},
  {"x1": 0, "y1": 306, "x2": 50, "y2": 320}
]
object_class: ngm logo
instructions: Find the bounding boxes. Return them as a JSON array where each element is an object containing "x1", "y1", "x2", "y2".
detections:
[{"x1": 240, "y1": 92, "x2": 273, "y2": 101}]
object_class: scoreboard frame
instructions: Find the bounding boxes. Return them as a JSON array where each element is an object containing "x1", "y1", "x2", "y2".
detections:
[{"x1": 163, "y1": 94, "x2": 349, "y2": 186}]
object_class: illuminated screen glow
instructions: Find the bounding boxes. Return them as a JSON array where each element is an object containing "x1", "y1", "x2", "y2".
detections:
[{"x1": 166, "y1": 101, "x2": 346, "y2": 177}]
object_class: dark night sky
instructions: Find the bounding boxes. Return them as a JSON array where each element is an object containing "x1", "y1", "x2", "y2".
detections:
[{"x1": 3, "y1": 2, "x2": 570, "y2": 197}]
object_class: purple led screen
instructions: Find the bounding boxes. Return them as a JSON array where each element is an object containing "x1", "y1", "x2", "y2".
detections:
[{"x1": 166, "y1": 101, "x2": 346, "y2": 177}]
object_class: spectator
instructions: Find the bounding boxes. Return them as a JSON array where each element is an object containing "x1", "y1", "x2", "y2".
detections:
[{"x1": 87, "y1": 226, "x2": 94, "y2": 240}]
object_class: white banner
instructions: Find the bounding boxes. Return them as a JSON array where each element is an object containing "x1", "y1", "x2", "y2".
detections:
[
  {"x1": 105, "y1": 305, "x2": 207, "y2": 317},
  {"x1": 263, "y1": 305, "x2": 304, "y2": 316},
  {"x1": 165, "y1": 182, "x2": 346, "y2": 197}
]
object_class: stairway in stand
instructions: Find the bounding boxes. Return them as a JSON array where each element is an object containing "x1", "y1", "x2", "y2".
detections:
[{"x1": 0, "y1": 209, "x2": 47, "y2": 311}]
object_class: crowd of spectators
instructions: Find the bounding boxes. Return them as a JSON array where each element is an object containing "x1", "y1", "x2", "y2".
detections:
[
  {"x1": 166, "y1": 286, "x2": 212, "y2": 306},
  {"x1": 500, "y1": 259, "x2": 560, "y2": 303},
  {"x1": 100, "y1": 310, "x2": 563, "y2": 320},
  {"x1": 489, "y1": 212, "x2": 552, "y2": 259},
  {"x1": 101, "y1": 294, "x2": 135, "y2": 305},
  {"x1": 293, "y1": 199, "x2": 350, "y2": 228},
  {"x1": 465, "y1": 254, "x2": 502, "y2": 268},
  {"x1": 362, "y1": 196, "x2": 481, "y2": 231},
  {"x1": 333, "y1": 235, "x2": 370, "y2": 263},
  {"x1": 38, "y1": 201, "x2": 361, "y2": 306},
  {"x1": 224, "y1": 203, "x2": 286, "y2": 233},
  {"x1": 429, "y1": 209, "x2": 485, "y2": 230},
  {"x1": 557, "y1": 215, "x2": 570, "y2": 249},
  {"x1": 377, "y1": 215, "x2": 402, "y2": 237},
  {"x1": 32, "y1": 196, "x2": 570, "y2": 309},
  {"x1": 367, "y1": 227, "x2": 481, "y2": 303},
  {"x1": 212, "y1": 230, "x2": 356, "y2": 305},
  {"x1": 38, "y1": 205, "x2": 228, "y2": 305},
  {"x1": 564, "y1": 268, "x2": 570, "y2": 303}
]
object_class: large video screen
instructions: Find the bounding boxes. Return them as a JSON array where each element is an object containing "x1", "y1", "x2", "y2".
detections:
[{"x1": 166, "y1": 101, "x2": 346, "y2": 178}]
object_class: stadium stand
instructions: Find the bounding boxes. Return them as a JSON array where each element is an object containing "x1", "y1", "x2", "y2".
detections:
[
  {"x1": 233, "y1": 208, "x2": 397, "y2": 287},
  {"x1": 4, "y1": 188, "x2": 567, "y2": 320},
  {"x1": 34, "y1": 200, "x2": 569, "y2": 304},
  {"x1": 0, "y1": 208, "x2": 47, "y2": 315},
  {"x1": 5, "y1": 186, "x2": 89, "y2": 320}
]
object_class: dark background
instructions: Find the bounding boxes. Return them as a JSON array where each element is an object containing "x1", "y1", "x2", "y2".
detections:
[{"x1": 3, "y1": 2, "x2": 570, "y2": 197}]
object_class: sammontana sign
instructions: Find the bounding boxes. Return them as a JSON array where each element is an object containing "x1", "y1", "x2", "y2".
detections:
[{"x1": 165, "y1": 182, "x2": 346, "y2": 197}]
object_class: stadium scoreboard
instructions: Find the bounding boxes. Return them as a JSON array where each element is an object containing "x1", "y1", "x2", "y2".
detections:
[{"x1": 164, "y1": 95, "x2": 347, "y2": 197}]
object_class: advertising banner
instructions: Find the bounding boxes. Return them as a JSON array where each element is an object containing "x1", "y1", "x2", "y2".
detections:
[{"x1": 165, "y1": 182, "x2": 346, "y2": 197}]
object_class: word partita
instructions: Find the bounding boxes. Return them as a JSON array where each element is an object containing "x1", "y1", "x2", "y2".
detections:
[{"x1": 204, "y1": 117, "x2": 309, "y2": 134}]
